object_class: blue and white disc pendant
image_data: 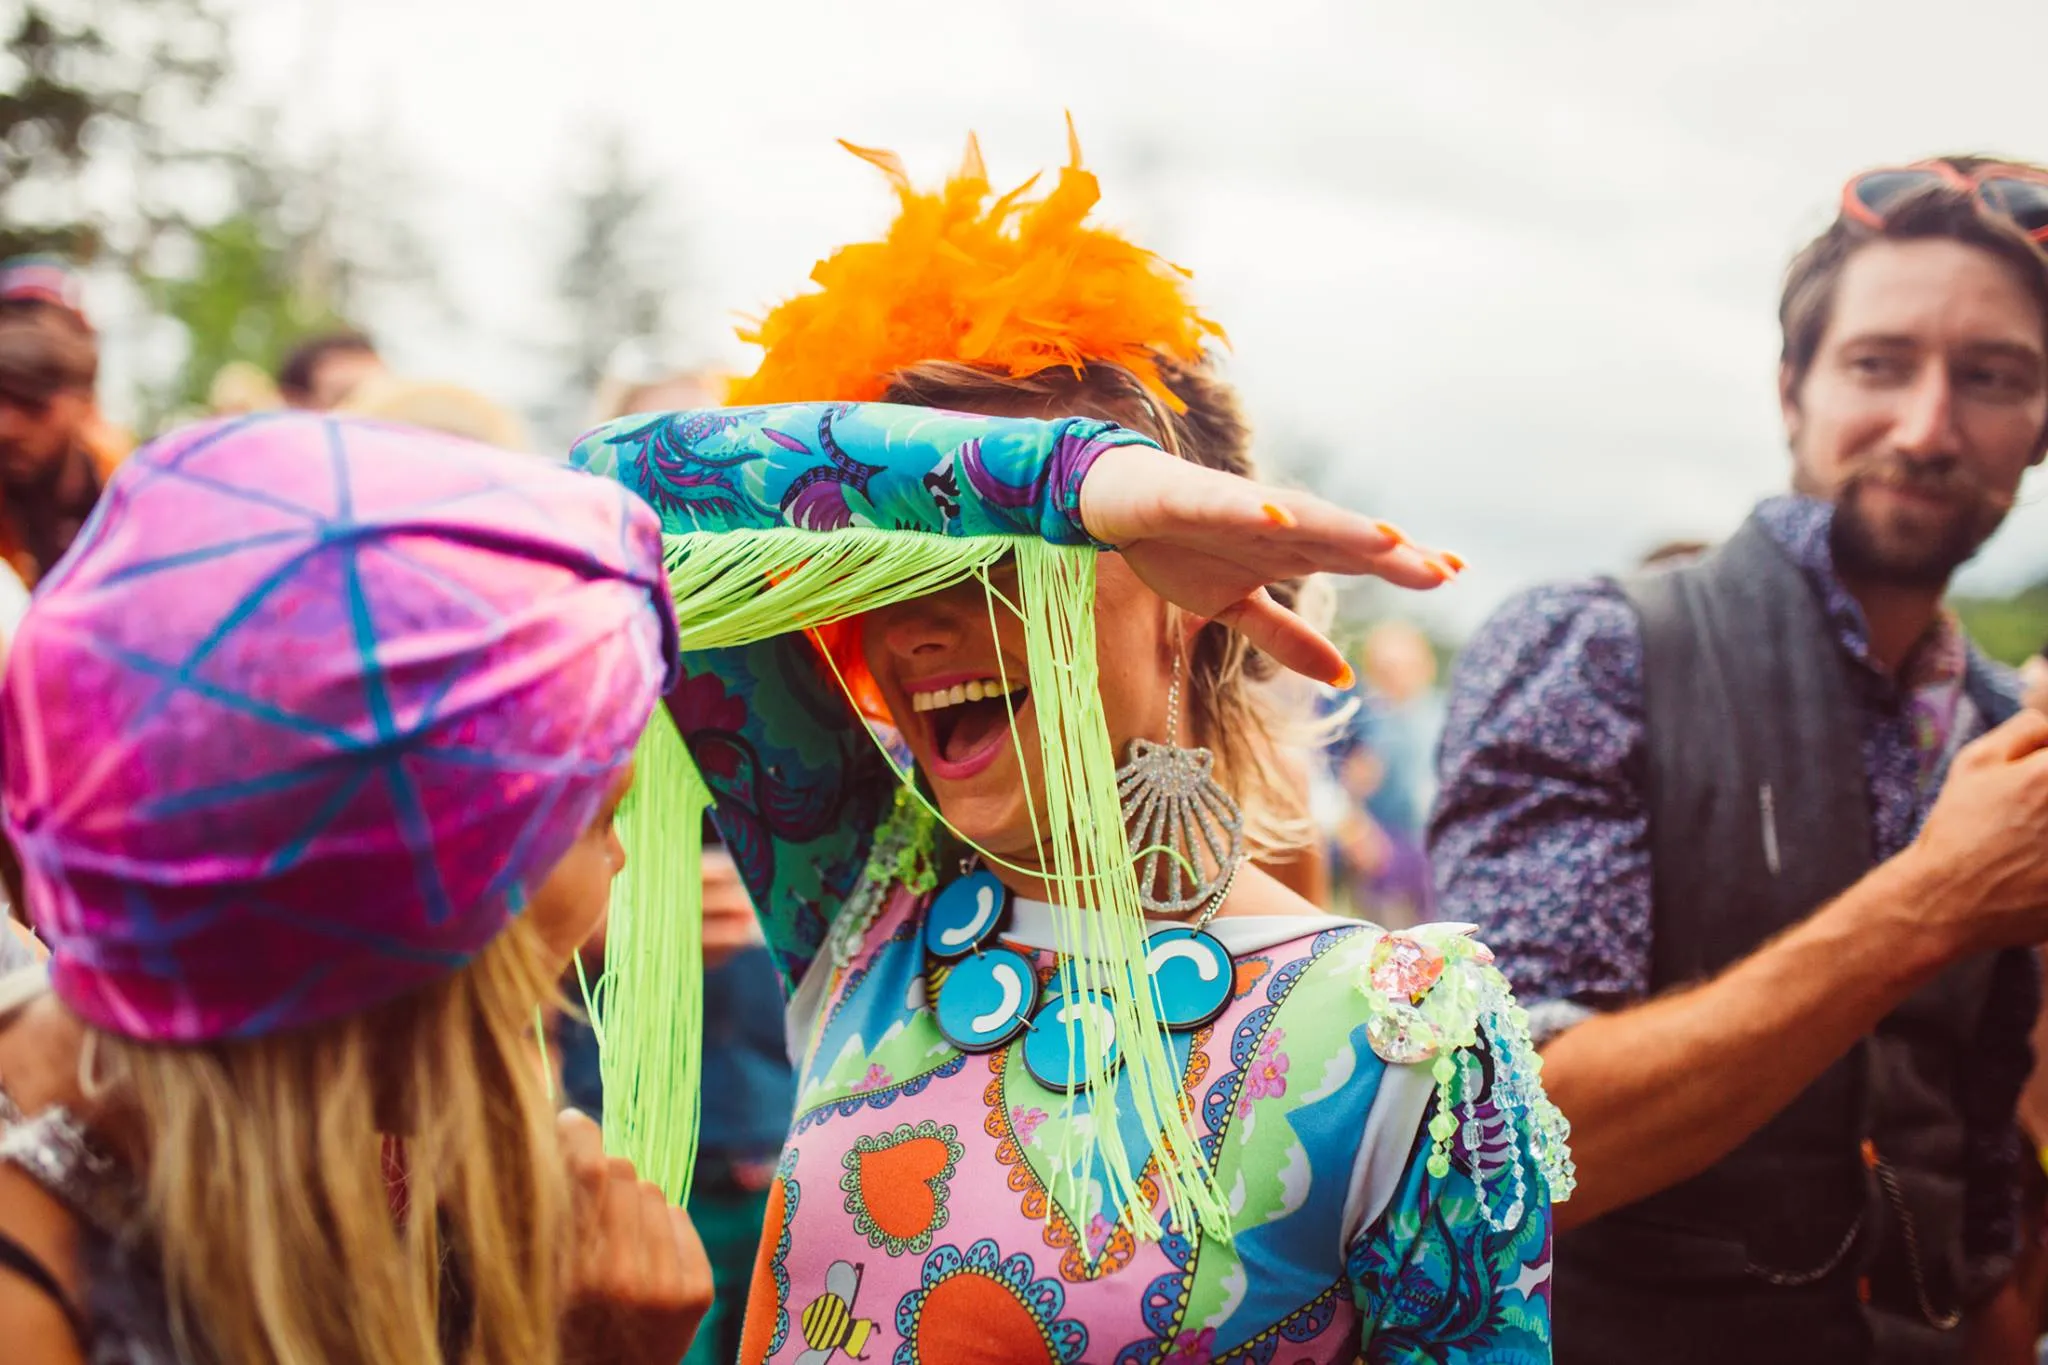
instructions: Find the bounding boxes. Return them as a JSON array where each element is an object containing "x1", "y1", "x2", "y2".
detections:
[
  {"x1": 933, "y1": 947, "x2": 1037, "y2": 1053},
  {"x1": 923, "y1": 869, "x2": 1011, "y2": 960},
  {"x1": 1143, "y1": 926, "x2": 1234, "y2": 1031},
  {"x1": 1023, "y1": 986, "x2": 1123, "y2": 1092}
]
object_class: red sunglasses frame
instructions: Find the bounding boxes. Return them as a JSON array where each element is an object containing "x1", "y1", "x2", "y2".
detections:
[{"x1": 1840, "y1": 160, "x2": 2048, "y2": 245}]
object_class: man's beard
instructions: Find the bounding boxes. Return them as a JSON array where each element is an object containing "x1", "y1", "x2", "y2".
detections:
[{"x1": 1828, "y1": 454, "x2": 2013, "y2": 590}]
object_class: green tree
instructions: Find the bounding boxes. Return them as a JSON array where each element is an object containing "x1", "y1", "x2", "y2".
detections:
[
  {"x1": 139, "y1": 132, "x2": 443, "y2": 419},
  {"x1": 142, "y1": 213, "x2": 338, "y2": 416}
]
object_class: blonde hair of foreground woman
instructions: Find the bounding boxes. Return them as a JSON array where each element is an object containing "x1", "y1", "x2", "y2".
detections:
[{"x1": 108, "y1": 924, "x2": 567, "y2": 1363}]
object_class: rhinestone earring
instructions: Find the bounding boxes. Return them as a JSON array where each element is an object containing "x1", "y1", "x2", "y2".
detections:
[{"x1": 1116, "y1": 653, "x2": 1246, "y2": 916}]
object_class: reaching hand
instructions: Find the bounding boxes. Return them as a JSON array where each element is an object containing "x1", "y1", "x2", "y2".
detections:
[
  {"x1": 1077, "y1": 445, "x2": 1459, "y2": 684},
  {"x1": 2021, "y1": 656, "x2": 2048, "y2": 716},
  {"x1": 558, "y1": 1110, "x2": 712, "y2": 1365}
]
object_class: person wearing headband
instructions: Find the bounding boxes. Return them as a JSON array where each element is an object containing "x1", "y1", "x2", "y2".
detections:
[
  {"x1": 0, "y1": 413, "x2": 710, "y2": 1363},
  {"x1": 575, "y1": 130, "x2": 1570, "y2": 1364},
  {"x1": 1436, "y1": 156, "x2": 2048, "y2": 1362}
]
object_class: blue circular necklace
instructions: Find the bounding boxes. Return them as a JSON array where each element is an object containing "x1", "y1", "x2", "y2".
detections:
[{"x1": 923, "y1": 867, "x2": 1237, "y2": 1093}]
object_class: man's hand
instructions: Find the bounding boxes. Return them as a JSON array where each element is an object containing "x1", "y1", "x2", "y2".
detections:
[
  {"x1": 700, "y1": 848, "x2": 762, "y2": 970},
  {"x1": 2021, "y1": 656, "x2": 2048, "y2": 717},
  {"x1": 1907, "y1": 710, "x2": 2048, "y2": 955},
  {"x1": 558, "y1": 1110, "x2": 712, "y2": 1365}
]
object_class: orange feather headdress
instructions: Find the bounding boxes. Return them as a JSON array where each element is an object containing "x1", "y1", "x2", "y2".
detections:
[{"x1": 726, "y1": 120, "x2": 1225, "y2": 411}]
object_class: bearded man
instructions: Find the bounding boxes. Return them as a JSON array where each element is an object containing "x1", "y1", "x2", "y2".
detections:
[{"x1": 1433, "y1": 158, "x2": 2048, "y2": 1364}]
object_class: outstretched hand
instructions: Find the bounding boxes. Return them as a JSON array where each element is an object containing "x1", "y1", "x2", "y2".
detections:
[{"x1": 1077, "y1": 446, "x2": 1459, "y2": 683}]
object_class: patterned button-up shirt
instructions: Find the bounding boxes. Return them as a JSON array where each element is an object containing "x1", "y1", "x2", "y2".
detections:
[{"x1": 1430, "y1": 493, "x2": 2035, "y2": 1257}]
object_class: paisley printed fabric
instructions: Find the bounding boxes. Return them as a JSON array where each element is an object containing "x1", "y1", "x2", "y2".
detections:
[{"x1": 577, "y1": 402, "x2": 1558, "y2": 1361}]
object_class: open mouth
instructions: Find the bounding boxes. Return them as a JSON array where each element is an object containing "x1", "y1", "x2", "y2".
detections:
[{"x1": 911, "y1": 676, "x2": 1032, "y2": 779}]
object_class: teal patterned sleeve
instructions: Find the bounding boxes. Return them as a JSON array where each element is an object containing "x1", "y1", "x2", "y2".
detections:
[
  {"x1": 1349, "y1": 1086, "x2": 1557, "y2": 1363},
  {"x1": 568, "y1": 401, "x2": 1159, "y2": 988}
]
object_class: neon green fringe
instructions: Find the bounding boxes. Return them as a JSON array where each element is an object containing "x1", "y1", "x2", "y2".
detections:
[
  {"x1": 604, "y1": 526, "x2": 1232, "y2": 1239},
  {"x1": 589, "y1": 705, "x2": 707, "y2": 1205}
]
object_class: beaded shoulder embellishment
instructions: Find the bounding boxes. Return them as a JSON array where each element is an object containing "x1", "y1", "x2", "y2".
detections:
[
  {"x1": 1356, "y1": 922, "x2": 1577, "y2": 1229},
  {"x1": 829, "y1": 788, "x2": 939, "y2": 970}
]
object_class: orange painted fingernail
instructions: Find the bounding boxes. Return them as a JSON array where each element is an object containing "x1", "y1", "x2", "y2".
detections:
[
  {"x1": 1429, "y1": 562, "x2": 1451, "y2": 584},
  {"x1": 1331, "y1": 662, "x2": 1356, "y2": 689},
  {"x1": 1263, "y1": 502, "x2": 1298, "y2": 529},
  {"x1": 1375, "y1": 521, "x2": 1408, "y2": 544},
  {"x1": 1444, "y1": 551, "x2": 1467, "y2": 573}
]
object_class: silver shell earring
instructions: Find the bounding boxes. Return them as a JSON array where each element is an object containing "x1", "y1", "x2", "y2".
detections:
[{"x1": 1116, "y1": 653, "x2": 1246, "y2": 916}]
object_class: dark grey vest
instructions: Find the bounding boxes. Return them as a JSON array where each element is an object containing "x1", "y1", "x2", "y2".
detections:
[{"x1": 1554, "y1": 516, "x2": 2021, "y2": 1365}]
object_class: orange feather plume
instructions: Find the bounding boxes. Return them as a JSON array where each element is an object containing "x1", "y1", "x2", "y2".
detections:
[{"x1": 725, "y1": 119, "x2": 1225, "y2": 411}]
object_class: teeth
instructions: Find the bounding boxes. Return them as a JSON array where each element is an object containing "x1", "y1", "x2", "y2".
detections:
[{"x1": 911, "y1": 678, "x2": 1016, "y2": 713}]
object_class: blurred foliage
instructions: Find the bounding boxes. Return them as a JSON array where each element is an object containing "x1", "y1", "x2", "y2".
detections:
[
  {"x1": 1, "y1": 0, "x2": 231, "y2": 265},
  {"x1": 1954, "y1": 575, "x2": 2048, "y2": 667},
  {"x1": 6, "y1": 3, "x2": 443, "y2": 427},
  {"x1": 141, "y1": 211, "x2": 339, "y2": 418},
  {"x1": 139, "y1": 138, "x2": 442, "y2": 422}
]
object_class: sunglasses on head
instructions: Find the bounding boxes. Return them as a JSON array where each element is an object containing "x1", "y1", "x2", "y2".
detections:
[{"x1": 1842, "y1": 161, "x2": 2048, "y2": 245}]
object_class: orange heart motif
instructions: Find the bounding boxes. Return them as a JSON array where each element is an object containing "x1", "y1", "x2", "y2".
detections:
[{"x1": 840, "y1": 1120, "x2": 965, "y2": 1257}]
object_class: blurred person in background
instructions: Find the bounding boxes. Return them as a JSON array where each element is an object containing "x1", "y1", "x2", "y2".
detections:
[
  {"x1": 277, "y1": 327, "x2": 388, "y2": 410},
  {"x1": 0, "y1": 312, "x2": 118, "y2": 591},
  {"x1": 1329, "y1": 620, "x2": 1444, "y2": 926},
  {"x1": 341, "y1": 376, "x2": 533, "y2": 452},
  {"x1": 1434, "y1": 156, "x2": 2048, "y2": 1363},
  {"x1": 568, "y1": 359, "x2": 795, "y2": 1365},
  {"x1": 0, "y1": 257, "x2": 131, "y2": 597},
  {"x1": 205, "y1": 360, "x2": 284, "y2": 416},
  {"x1": 0, "y1": 259, "x2": 131, "y2": 471},
  {"x1": 588, "y1": 344, "x2": 726, "y2": 425}
]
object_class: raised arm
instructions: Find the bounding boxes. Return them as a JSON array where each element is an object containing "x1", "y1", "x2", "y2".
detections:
[
  {"x1": 569, "y1": 403, "x2": 1148, "y2": 985},
  {"x1": 574, "y1": 401, "x2": 1454, "y2": 983},
  {"x1": 572, "y1": 402, "x2": 1143, "y2": 542}
]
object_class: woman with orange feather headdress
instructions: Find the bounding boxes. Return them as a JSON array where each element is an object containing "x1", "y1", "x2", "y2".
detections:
[{"x1": 572, "y1": 124, "x2": 1572, "y2": 1364}]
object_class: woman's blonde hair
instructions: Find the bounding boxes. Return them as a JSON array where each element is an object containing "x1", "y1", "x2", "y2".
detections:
[
  {"x1": 882, "y1": 357, "x2": 1316, "y2": 857},
  {"x1": 96, "y1": 918, "x2": 569, "y2": 1365}
]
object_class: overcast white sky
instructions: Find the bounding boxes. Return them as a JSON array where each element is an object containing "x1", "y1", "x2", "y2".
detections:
[{"x1": 220, "y1": 0, "x2": 2048, "y2": 634}]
